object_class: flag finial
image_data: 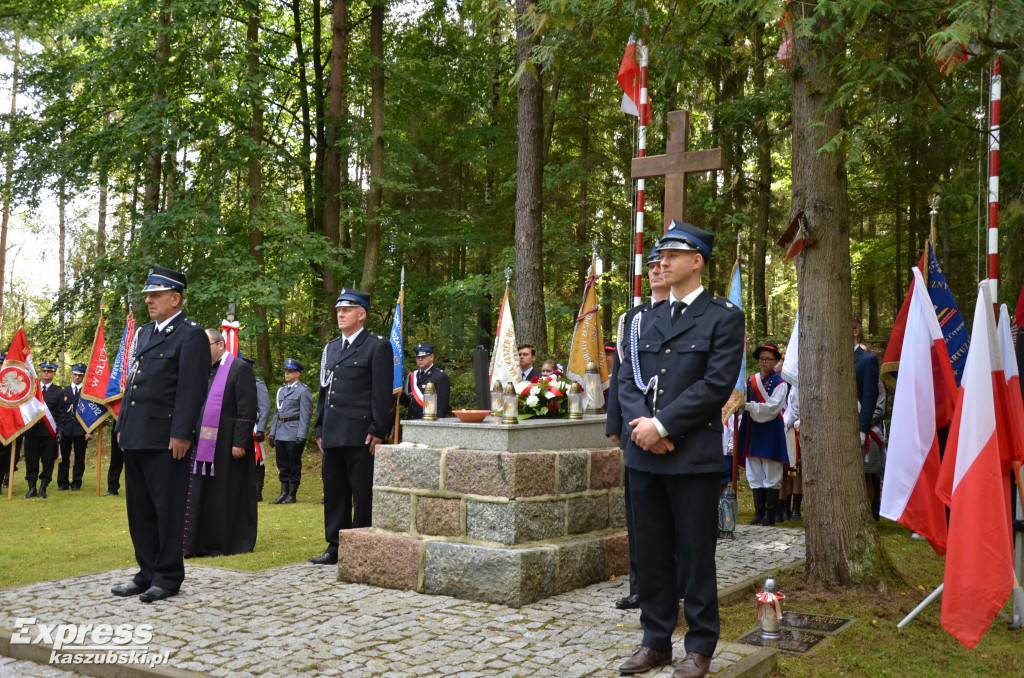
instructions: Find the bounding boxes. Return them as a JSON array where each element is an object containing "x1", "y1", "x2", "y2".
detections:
[{"x1": 505, "y1": 267, "x2": 512, "y2": 286}]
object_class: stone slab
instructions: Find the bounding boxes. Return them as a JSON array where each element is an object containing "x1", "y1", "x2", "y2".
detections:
[
  {"x1": 736, "y1": 627, "x2": 830, "y2": 654},
  {"x1": 422, "y1": 541, "x2": 555, "y2": 606},
  {"x1": 337, "y1": 530, "x2": 422, "y2": 591},
  {"x1": 401, "y1": 415, "x2": 611, "y2": 452}
]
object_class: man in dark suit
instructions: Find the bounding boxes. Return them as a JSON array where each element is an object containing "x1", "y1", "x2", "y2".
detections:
[
  {"x1": 517, "y1": 343, "x2": 541, "y2": 382},
  {"x1": 616, "y1": 222, "x2": 745, "y2": 678},
  {"x1": 111, "y1": 266, "x2": 210, "y2": 603},
  {"x1": 57, "y1": 363, "x2": 92, "y2": 491},
  {"x1": 400, "y1": 344, "x2": 451, "y2": 419},
  {"x1": 242, "y1": 356, "x2": 271, "y2": 502},
  {"x1": 309, "y1": 288, "x2": 393, "y2": 565},
  {"x1": 181, "y1": 329, "x2": 258, "y2": 557},
  {"x1": 268, "y1": 358, "x2": 313, "y2": 504},
  {"x1": 23, "y1": 360, "x2": 63, "y2": 499},
  {"x1": 606, "y1": 243, "x2": 669, "y2": 611}
]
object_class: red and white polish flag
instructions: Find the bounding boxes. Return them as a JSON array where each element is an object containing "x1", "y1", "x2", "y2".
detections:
[
  {"x1": 617, "y1": 36, "x2": 651, "y2": 125},
  {"x1": 0, "y1": 328, "x2": 58, "y2": 445},
  {"x1": 996, "y1": 304, "x2": 1024, "y2": 461},
  {"x1": 936, "y1": 281, "x2": 1014, "y2": 649},
  {"x1": 880, "y1": 267, "x2": 955, "y2": 555}
]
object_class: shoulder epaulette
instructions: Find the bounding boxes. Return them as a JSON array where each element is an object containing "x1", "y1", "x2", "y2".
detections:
[{"x1": 712, "y1": 296, "x2": 738, "y2": 311}]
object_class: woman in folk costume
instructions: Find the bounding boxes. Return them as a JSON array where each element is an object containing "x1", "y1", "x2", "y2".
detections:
[{"x1": 737, "y1": 343, "x2": 790, "y2": 526}]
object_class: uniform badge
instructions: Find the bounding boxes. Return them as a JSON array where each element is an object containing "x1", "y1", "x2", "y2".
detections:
[{"x1": 725, "y1": 302, "x2": 733, "y2": 309}]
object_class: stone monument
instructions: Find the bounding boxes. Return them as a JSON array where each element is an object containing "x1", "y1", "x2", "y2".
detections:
[{"x1": 336, "y1": 416, "x2": 628, "y2": 606}]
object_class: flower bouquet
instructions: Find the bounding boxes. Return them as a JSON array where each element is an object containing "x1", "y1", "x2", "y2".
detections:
[{"x1": 514, "y1": 375, "x2": 573, "y2": 420}]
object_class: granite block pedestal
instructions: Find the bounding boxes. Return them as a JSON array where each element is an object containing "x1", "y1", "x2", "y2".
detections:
[{"x1": 337, "y1": 415, "x2": 629, "y2": 606}]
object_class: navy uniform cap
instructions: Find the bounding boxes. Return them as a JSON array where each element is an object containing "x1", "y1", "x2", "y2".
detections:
[
  {"x1": 414, "y1": 344, "x2": 434, "y2": 357},
  {"x1": 40, "y1": 360, "x2": 58, "y2": 370},
  {"x1": 142, "y1": 265, "x2": 187, "y2": 293},
  {"x1": 646, "y1": 242, "x2": 661, "y2": 265},
  {"x1": 284, "y1": 358, "x2": 303, "y2": 372},
  {"x1": 753, "y1": 343, "x2": 782, "y2": 361},
  {"x1": 71, "y1": 363, "x2": 87, "y2": 375},
  {"x1": 240, "y1": 356, "x2": 255, "y2": 367},
  {"x1": 335, "y1": 287, "x2": 370, "y2": 311},
  {"x1": 658, "y1": 220, "x2": 714, "y2": 261}
]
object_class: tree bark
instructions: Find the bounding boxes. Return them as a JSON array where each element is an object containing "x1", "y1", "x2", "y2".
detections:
[
  {"x1": 790, "y1": 1, "x2": 881, "y2": 588},
  {"x1": 312, "y1": 0, "x2": 326, "y2": 238},
  {"x1": 246, "y1": 3, "x2": 272, "y2": 383},
  {"x1": 360, "y1": 0, "x2": 386, "y2": 294},
  {"x1": 320, "y1": 0, "x2": 347, "y2": 341},
  {"x1": 291, "y1": 0, "x2": 315, "y2": 236},
  {"x1": 0, "y1": 32, "x2": 19, "y2": 334},
  {"x1": 58, "y1": 174, "x2": 67, "y2": 380},
  {"x1": 752, "y1": 20, "x2": 770, "y2": 340},
  {"x1": 143, "y1": 0, "x2": 171, "y2": 225},
  {"x1": 513, "y1": 0, "x2": 546, "y2": 355}
]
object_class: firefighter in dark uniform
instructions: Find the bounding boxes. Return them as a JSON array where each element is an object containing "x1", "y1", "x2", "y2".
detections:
[
  {"x1": 309, "y1": 288, "x2": 393, "y2": 565},
  {"x1": 606, "y1": 242, "x2": 669, "y2": 611},
  {"x1": 399, "y1": 344, "x2": 450, "y2": 419},
  {"x1": 23, "y1": 360, "x2": 63, "y2": 499},
  {"x1": 243, "y1": 356, "x2": 272, "y2": 502},
  {"x1": 268, "y1": 358, "x2": 313, "y2": 505},
  {"x1": 616, "y1": 222, "x2": 745, "y2": 678},
  {"x1": 110, "y1": 266, "x2": 210, "y2": 603},
  {"x1": 57, "y1": 363, "x2": 92, "y2": 491}
]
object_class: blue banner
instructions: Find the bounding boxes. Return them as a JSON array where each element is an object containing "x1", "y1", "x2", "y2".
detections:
[
  {"x1": 390, "y1": 293, "x2": 404, "y2": 393},
  {"x1": 76, "y1": 397, "x2": 110, "y2": 434},
  {"x1": 105, "y1": 323, "x2": 131, "y2": 400},
  {"x1": 727, "y1": 259, "x2": 746, "y2": 394},
  {"x1": 924, "y1": 242, "x2": 970, "y2": 385}
]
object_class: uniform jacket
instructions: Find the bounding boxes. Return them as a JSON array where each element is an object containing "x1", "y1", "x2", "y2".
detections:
[
  {"x1": 606, "y1": 299, "x2": 666, "y2": 445},
  {"x1": 270, "y1": 380, "x2": 313, "y2": 442},
  {"x1": 520, "y1": 367, "x2": 541, "y2": 382},
  {"x1": 617, "y1": 289, "x2": 745, "y2": 474},
  {"x1": 60, "y1": 384, "x2": 87, "y2": 437},
  {"x1": 29, "y1": 382, "x2": 65, "y2": 438},
  {"x1": 314, "y1": 330, "x2": 393, "y2": 447},
  {"x1": 399, "y1": 365, "x2": 451, "y2": 419},
  {"x1": 854, "y1": 346, "x2": 879, "y2": 436},
  {"x1": 114, "y1": 316, "x2": 211, "y2": 450},
  {"x1": 254, "y1": 378, "x2": 271, "y2": 436}
]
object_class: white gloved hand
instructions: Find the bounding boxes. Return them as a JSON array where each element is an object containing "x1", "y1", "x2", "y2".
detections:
[{"x1": 859, "y1": 431, "x2": 866, "y2": 445}]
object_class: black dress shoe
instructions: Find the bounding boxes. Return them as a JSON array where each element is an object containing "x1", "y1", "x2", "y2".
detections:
[
  {"x1": 103, "y1": 489, "x2": 119, "y2": 496},
  {"x1": 618, "y1": 646, "x2": 672, "y2": 675},
  {"x1": 70, "y1": 486, "x2": 81, "y2": 491},
  {"x1": 615, "y1": 594, "x2": 640, "y2": 610},
  {"x1": 57, "y1": 485, "x2": 69, "y2": 491},
  {"x1": 308, "y1": 551, "x2": 338, "y2": 565},
  {"x1": 139, "y1": 586, "x2": 178, "y2": 603},
  {"x1": 111, "y1": 583, "x2": 147, "y2": 597}
]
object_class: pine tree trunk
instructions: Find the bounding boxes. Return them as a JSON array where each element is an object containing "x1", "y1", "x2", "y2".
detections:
[
  {"x1": 320, "y1": 0, "x2": 347, "y2": 342},
  {"x1": 360, "y1": 0, "x2": 385, "y2": 295},
  {"x1": 58, "y1": 175, "x2": 67, "y2": 380},
  {"x1": 752, "y1": 20, "x2": 770, "y2": 340},
  {"x1": 790, "y1": 1, "x2": 881, "y2": 588},
  {"x1": 291, "y1": 0, "x2": 315, "y2": 236},
  {"x1": 143, "y1": 1, "x2": 171, "y2": 224},
  {"x1": 513, "y1": 0, "x2": 546, "y2": 355},
  {"x1": 246, "y1": 3, "x2": 272, "y2": 382}
]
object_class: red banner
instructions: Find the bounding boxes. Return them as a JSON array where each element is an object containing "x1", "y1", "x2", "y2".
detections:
[{"x1": 82, "y1": 312, "x2": 111, "y2": 403}]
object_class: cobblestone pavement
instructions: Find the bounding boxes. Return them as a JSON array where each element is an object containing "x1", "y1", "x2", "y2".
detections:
[
  {"x1": 0, "y1": 525, "x2": 804, "y2": 677},
  {"x1": 0, "y1": 657, "x2": 86, "y2": 678}
]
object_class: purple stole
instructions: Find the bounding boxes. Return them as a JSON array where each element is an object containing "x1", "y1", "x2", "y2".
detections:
[{"x1": 194, "y1": 353, "x2": 235, "y2": 475}]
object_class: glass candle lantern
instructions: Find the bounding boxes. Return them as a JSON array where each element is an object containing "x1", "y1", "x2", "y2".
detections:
[
  {"x1": 501, "y1": 382, "x2": 519, "y2": 424},
  {"x1": 490, "y1": 381, "x2": 503, "y2": 416},
  {"x1": 584, "y1": 361, "x2": 602, "y2": 414},
  {"x1": 422, "y1": 382, "x2": 438, "y2": 421},
  {"x1": 567, "y1": 382, "x2": 583, "y2": 419}
]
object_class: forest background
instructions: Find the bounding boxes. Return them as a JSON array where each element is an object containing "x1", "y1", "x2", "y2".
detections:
[{"x1": 0, "y1": 0, "x2": 1021, "y2": 399}]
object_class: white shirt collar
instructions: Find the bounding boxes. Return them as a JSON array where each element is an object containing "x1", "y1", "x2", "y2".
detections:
[
  {"x1": 669, "y1": 285, "x2": 704, "y2": 308},
  {"x1": 342, "y1": 327, "x2": 364, "y2": 344},
  {"x1": 155, "y1": 311, "x2": 183, "y2": 333}
]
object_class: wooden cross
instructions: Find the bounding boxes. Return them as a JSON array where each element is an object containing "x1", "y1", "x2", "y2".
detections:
[{"x1": 631, "y1": 110, "x2": 725, "y2": 231}]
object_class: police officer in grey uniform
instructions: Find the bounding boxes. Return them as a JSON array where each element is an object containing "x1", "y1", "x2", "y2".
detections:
[
  {"x1": 111, "y1": 266, "x2": 210, "y2": 603},
  {"x1": 616, "y1": 222, "x2": 745, "y2": 678},
  {"x1": 268, "y1": 358, "x2": 312, "y2": 505},
  {"x1": 309, "y1": 288, "x2": 393, "y2": 565}
]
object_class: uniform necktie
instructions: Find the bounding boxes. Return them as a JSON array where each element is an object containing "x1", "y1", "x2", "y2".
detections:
[
  {"x1": 671, "y1": 300, "x2": 687, "y2": 323},
  {"x1": 341, "y1": 339, "x2": 349, "y2": 353}
]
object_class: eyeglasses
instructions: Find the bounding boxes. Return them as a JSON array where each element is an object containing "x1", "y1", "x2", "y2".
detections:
[
  {"x1": 758, "y1": 356, "x2": 778, "y2": 362},
  {"x1": 210, "y1": 340, "x2": 224, "y2": 346}
]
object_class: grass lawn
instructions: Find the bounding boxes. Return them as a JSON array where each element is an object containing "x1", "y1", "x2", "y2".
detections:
[{"x1": 1, "y1": 443, "x2": 1021, "y2": 675}]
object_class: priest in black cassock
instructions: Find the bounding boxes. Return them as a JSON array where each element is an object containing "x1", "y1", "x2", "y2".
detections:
[{"x1": 182, "y1": 328, "x2": 259, "y2": 557}]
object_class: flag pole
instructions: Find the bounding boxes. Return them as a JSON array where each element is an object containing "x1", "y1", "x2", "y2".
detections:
[
  {"x1": 6, "y1": 438, "x2": 13, "y2": 500},
  {"x1": 987, "y1": 57, "x2": 1001, "y2": 314},
  {"x1": 95, "y1": 422, "x2": 103, "y2": 496},
  {"x1": 392, "y1": 267, "x2": 405, "y2": 444},
  {"x1": 631, "y1": 27, "x2": 650, "y2": 308}
]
